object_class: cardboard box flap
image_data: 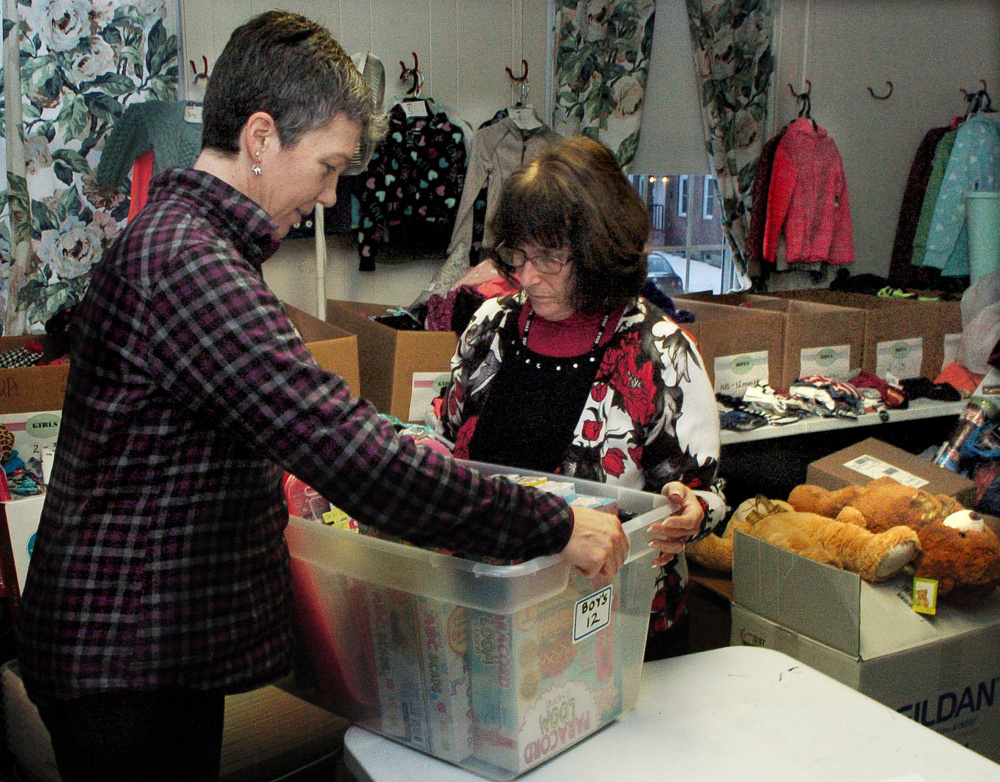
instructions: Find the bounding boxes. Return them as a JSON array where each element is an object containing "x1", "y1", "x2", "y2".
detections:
[
  {"x1": 284, "y1": 303, "x2": 361, "y2": 397},
  {"x1": 734, "y1": 531, "x2": 863, "y2": 656}
]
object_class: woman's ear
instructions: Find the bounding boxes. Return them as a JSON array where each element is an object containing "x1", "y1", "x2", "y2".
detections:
[{"x1": 243, "y1": 111, "x2": 278, "y2": 159}]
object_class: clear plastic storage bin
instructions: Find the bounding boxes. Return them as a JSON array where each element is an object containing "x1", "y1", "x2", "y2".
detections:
[{"x1": 285, "y1": 462, "x2": 666, "y2": 780}]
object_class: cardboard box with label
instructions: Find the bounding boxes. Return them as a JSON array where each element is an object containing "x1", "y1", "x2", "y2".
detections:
[
  {"x1": 729, "y1": 437, "x2": 999, "y2": 761},
  {"x1": 804, "y1": 436, "x2": 978, "y2": 507},
  {"x1": 678, "y1": 293, "x2": 865, "y2": 389},
  {"x1": 325, "y1": 300, "x2": 457, "y2": 422},
  {"x1": 678, "y1": 300, "x2": 784, "y2": 397},
  {"x1": 771, "y1": 289, "x2": 962, "y2": 381}
]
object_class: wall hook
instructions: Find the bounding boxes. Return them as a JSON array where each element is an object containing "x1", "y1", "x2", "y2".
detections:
[
  {"x1": 505, "y1": 59, "x2": 528, "y2": 83},
  {"x1": 787, "y1": 79, "x2": 811, "y2": 98},
  {"x1": 399, "y1": 52, "x2": 422, "y2": 96},
  {"x1": 867, "y1": 80, "x2": 893, "y2": 100},
  {"x1": 189, "y1": 55, "x2": 209, "y2": 84}
]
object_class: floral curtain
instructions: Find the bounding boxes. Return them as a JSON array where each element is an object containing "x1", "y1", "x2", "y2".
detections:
[
  {"x1": 552, "y1": 0, "x2": 656, "y2": 168},
  {"x1": 685, "y1": 0, "x2": 774, "y2": 286},
  {"x1": 0, "y1": 0, "x2": 178, "y2": 335}
]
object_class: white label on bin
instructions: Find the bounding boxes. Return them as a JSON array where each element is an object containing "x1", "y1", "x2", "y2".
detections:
[
  {"x1": 713, "y1": 351, "x2": 768, "y2": 398},
  {"x1": 573, "y1": 585, "x2": 613, "y2": 643},
  {"x1": 842, "y1": 454, "x2": 929, "y2": 488},
  {"x1": 408, "y1": 372, "x2": 450, "y2": 422},
  {"x1": 800, "y1": 344, "x2": 850, "y2": 381},
  {"x1": 876, "y1": 338, "x2": 922, "y2": 381}
]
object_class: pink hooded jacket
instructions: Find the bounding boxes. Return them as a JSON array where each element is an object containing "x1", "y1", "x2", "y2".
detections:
[{"x1": 763, "y1": 117, "x2": 855, "y2": 266}]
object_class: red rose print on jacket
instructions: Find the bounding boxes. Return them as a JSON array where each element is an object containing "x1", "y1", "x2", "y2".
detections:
[
  {"x1": 446, "y1": 378, "x2": 464, "y2": 418},
  {"x1": 453, "y1": 415, "x2": 478, "y2": 459},
  {"x1": 602, "y1": 333, "x2": 657, "y2": 426},
  {"x1": 602, "y1": 448, "x2": 626, "y2": 477},
  {"x1": 582, "y1": 418, "x2": 603, "y2": 441}
]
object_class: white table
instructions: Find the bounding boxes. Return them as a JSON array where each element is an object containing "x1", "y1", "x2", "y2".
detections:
[{"x1": 344, "y1": 646, "x2": 1000, "y2": 782}]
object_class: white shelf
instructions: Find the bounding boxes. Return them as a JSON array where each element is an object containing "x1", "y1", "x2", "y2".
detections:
[{"x1": 720, "y1": 398, "x2": 965, "y2": 446}]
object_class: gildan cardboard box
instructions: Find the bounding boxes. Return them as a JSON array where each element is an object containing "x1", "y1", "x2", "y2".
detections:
[
  {"x1": 678, "y1": 299, "x2": 784, "y2": 397},
  {"x1": 731, "y1": 534, "x2": 1000, "y2": 763},
  {"x1": 325, "y1": 300, "x2": 457, "y2": 422},
  {"x1": 284, "y1": 303, "x2": 361, "y2": 397},
  {"x1": 804, "y1": 437, "x2": 978, "y2": 508},
  {"x1": 678, "y1": 293, "x2": 864, "y2": 388},
  {"x1": 770, "y1": 289, "x2": 962, "y2": 381}
]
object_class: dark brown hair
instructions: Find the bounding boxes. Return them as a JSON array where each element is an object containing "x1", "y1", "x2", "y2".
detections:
[
  {"x1": 490, "y1": 135, "x2": 649, "y2": 315},
  {"x1": 201, "y1": 10, "x2": 385, "y2": 161}
]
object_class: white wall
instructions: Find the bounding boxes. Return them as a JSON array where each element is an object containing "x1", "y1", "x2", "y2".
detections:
[
  {"x1": 772, "y1": 0, "x2": 1000, "y2": 278},
  {"x1": 182, "y1": 0, "x2": 1000, "y2": 312}
]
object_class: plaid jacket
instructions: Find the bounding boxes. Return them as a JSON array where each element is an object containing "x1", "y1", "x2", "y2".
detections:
[{"x1": 17, "y1": 168, "x2": 572, "y2": 703}]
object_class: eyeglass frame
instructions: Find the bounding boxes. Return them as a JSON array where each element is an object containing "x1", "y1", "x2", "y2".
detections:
[{"x1": 491, "y1": 242, "x2": 572, "y2": 275}]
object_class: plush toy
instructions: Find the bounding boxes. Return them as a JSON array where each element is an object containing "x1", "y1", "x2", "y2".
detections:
[
  {"x1": 686, "y1": 494, "x2": 921, "y2": 582},
  {"x1": 788, "y1": 477, "x2": 1000, "y2": 605}
]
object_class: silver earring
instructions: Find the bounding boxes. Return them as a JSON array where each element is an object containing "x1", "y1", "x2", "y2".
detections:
[{"x1": 251, "y1": 150, "x2": 262, "y2": 176}]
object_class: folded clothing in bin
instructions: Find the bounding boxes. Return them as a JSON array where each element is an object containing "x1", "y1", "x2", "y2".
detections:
[{"x1": 285, "y1": 462, "x2": 664, "y2": 780}]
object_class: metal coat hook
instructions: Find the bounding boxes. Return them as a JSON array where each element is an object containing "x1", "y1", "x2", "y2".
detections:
[
  {"x1": 399, "y1": 52, "x2": 422, "y2": 96},
  {"x1": 189, "y1": 55, "x2": 209, "y2": 84},
  {"x1": 787, "y1": 79, "x2": 811, "y2": 98},
  {"x1": 788, "y1": 80, "x2": 812, "y2": 119},
  {"x1": 867, "y1": 81, "x2": 893, "y2": 100},
  {"x1": 505, "y1": 59, "x2": 528, "y2": 83}
]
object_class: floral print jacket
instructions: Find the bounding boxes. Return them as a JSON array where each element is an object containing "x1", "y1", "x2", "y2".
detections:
[{"x1": 437, "y1": 293, "x2": 727, "y2": 636}]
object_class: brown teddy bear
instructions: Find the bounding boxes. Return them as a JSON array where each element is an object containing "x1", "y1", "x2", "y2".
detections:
[
  {"x1": 686, "y1": 494, "x2": 921, "y2": 582},
  {"x1": 787, "y1": 477, "x2": 1000, "y2": 605}
]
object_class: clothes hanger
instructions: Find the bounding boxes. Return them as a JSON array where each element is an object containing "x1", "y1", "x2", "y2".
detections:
[
  {"x1": 506, "y1": 60, "x2": 542, "y2": 131},
  {"x1": 788, "y1": 81, "x2": 818, "y2": 131},
  {"x1": 397, "y1": 52, "x2": 429, "y2": 117}
]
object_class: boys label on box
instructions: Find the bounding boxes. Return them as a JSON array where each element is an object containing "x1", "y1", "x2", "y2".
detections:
[{"x1": 573, "y1": 585, "x2": 612, "y2": 643}]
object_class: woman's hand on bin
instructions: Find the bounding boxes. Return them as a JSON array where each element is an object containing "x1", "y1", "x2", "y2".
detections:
[
  {"x1": 647, "y1": 482, "x2": 705, "y2": 567},
  {"x1": 561, "y1": 507, "x2": 629, "y2": 580}
]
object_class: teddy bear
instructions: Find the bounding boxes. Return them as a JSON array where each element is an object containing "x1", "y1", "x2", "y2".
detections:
[
  {"x1": 788, "y1": 477, "x2": 1000, "y2": 605},
  {"x1": 686, "y1": 494, "x2": 921, "y2": 582}
]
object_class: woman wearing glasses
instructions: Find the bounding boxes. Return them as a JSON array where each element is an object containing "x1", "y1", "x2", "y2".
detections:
[{"x1": 435, "y1": 135, "x2": 727, "y2": 659}]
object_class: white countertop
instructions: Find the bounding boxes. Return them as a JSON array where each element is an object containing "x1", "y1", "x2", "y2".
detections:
[
  {"x1": 344, "y1": 646, "x2": 1000, "y2": 782},
  {"x1": 720, "y1": 398, "x2": 965, "y2": 445}
]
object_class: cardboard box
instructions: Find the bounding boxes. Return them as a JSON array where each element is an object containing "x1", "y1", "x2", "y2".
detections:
[
  {"x1": 0, "y1": 305, "x2": 359, "y2": 418},
  {"x1": 285, "y1": 463, "x2": 667, "y2": 780},
  {"x1": 678, "y1": 300, "x2": 784, "y2": 397},
  {"x1": 678, "y1": 293, "x2": 864, "y2": 388},
  {"x1": 731, "y1": 535, "x2": 1000, "y2": 763},
  {"x1": 0, "y1": 335, "x2": 68, "y2": 414},
  {"x1": 325, "y1": 300, "x2": 457, "y2": 421},
  {"x1": 770, "y1": 289, "x2": 962, "y2": 381},
  {"x1": 804, "y1": 437, "x2": 977, "y2": 508},
  {"x1": 284, "y1": 303, "x2": 361, "y2": 397}
]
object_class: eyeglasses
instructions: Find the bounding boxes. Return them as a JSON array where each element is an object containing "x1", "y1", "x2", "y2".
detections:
[{"x1": 492, "y1": 243, "x2": 571, "y2": 275}]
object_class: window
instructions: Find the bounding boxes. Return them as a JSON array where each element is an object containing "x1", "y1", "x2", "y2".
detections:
[
  {"x1": 629, "y1": 173, "x2": 735, "y2": 295},
  {"x1": 702, "y1": 175, "x2": 716, "y2": 220},
  {"x1": 677, "y1": 175, "x2": 689, "y2": 217}
]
